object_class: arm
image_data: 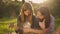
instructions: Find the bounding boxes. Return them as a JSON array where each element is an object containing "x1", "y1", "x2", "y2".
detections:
[
  {"x1": 42, "y1": 27, "x2": 50, "y2": 33},
  {"x1": 53, "y1": 26, "x2": 60, "y2": 34},
  {"x1": 17, "y1": 16, "x2": 21, "y2": 27},
  {"x1": 23, "y1": 28, "x2": 44, "y2": 34},
  {"x1": 49, "y1": 15, "x2": 55, "y2": 32},
  {"x1": 16, "y1": 16, "x2": 23, "y2": 30},
  {"x1": 30, "y1": 28, "x2": 44, "y2": 33}
]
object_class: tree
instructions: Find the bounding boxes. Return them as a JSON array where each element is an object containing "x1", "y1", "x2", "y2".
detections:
[
  {"x1": 22, "y1": 0, "x2": 25, "y2": 3},
  {"x1": 0, "y1": 0, "x2": 22, "y2": 18}
]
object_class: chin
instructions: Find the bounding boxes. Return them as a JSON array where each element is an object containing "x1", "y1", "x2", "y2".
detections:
[{"x1": 25, "y1": 14, "x2": 28, "y2": 16}]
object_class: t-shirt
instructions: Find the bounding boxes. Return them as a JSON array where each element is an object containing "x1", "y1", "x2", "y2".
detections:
[
  {"x1": 49, "y1": 15, "x2": 54, "y2": 32},
  {"x1": 31, "y1": 17, "x2": 42, "y2": 30},
  {"x1": 17, "y1": 15, "x2": 37, "y2": 28}
]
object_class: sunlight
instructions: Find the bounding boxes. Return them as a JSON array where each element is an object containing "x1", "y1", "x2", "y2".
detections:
[
  {"x1": 20, "y1": 0, "x2": 47, "y2": 3},
  {"x1": 31, "y1": 0, "x2": 47, "y2": 3}
]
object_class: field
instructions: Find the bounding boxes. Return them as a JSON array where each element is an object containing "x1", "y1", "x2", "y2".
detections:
[{"x1": 0, "y1": 18, "x2": 60, "y2": 34}]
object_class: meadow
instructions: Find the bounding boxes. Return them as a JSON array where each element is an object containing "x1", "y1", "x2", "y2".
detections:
[{"x1": 0, "y1": 18, "x2": 60, "y2": 34}]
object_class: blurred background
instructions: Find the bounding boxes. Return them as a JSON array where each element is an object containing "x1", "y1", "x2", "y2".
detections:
[{"x1": 0, "y1": 0, "x2": 60, "y2": 34}]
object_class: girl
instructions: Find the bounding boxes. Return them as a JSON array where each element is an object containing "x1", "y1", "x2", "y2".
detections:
[
  {"x1": 16, "y1": 2, "x2": 36, "y2": 34},
  {"x1": 35, "y1": 7, "x2": 51, "y2": 34}
]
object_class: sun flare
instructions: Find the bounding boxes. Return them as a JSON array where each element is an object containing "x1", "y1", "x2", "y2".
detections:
[
  {"x1": 19, "y1": 0, "x2": 47, "y2": 3},
  {"x1": 31, "y1": 0, "x2": 47, "y2": 3}
]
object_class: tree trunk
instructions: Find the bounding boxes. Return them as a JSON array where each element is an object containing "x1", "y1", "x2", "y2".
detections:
[{"x1": 22, "y1": 0, "x2": 25, "y2": 3}]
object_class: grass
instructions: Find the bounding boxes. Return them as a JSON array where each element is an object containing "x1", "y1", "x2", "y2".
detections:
[
  {"x1": 0, "y1": 18, "x2": 17, "y2": 34},
  {"x1": 55, "y1": 18, "x2": 60, "y2": 29},
  {"x1": 0, "y1": 18, "x2": 60, "y2": 34},
  {"x1": 0, "y1": 18, "x2": 17, "y2": 23}
]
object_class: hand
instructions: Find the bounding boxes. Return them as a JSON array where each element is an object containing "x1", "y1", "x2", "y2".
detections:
[
  {"x1": 15, "y1": 26, "x2": 19, "y2": 30},
  {"x1": 23, "y1": 28, "x2": 31, "y2": 33}
]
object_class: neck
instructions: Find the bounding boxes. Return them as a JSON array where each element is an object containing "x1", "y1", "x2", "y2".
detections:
[{"x1": 38, "y1": 18, "x2": 44, "y2": 22}]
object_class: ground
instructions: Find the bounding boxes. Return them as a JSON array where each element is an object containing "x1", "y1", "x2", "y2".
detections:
[{"x1": 0, "y1": 18, "x2": 60, "y2": 34}]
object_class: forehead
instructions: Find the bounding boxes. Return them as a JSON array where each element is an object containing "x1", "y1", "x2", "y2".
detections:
[
  {"x1": 37, "y1": 11, "x2": 43, "y2": 15},
  {"x1": 24, "y1": 10, "x2": 30, "y2": 12}
]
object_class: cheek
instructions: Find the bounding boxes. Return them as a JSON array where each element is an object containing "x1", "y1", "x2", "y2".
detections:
[
  {"x1": 37, "y1": 12, "x2": 41, "y2": 17},
  {"x1": 40, "y1": 16, "x2": 44, "y2": 19},
  {"x1": 25, "y1": 12, "x2": 28, "y2": 15},
  {"x1": 37, "y1": 13, "x2": 44, "y2": 18},
  {"x1": 24, "y1": 12, "x2": 29, "y2": 16},
  {"x1": 37, "y1": 12, "x2": 39, "y2": 16}
]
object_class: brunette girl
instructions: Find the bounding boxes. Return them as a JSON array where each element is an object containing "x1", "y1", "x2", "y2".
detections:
[{"x1": 34, "y1": 7, "x2": 51, "y2": 34}]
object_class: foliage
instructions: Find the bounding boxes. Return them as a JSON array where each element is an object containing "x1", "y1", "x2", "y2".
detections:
[
  {"x1": 0, "y1": 18, "x2": 17, "y2": 34},
  {"x1": 0, "y1": 0, "x2": 22, "y2": 18}
]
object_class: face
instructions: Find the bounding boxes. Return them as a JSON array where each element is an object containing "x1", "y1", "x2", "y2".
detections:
[
  {"x1": 37, "y1": 11, "x2": 44, "y2": 19},
  {"x1": 24, "y1": 10, "x2": 31, "y2": 16}
]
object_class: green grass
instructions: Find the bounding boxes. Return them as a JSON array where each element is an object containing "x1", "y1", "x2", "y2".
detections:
[
  {"x1": 55, "y1": 18, "x2": 60, "y2": 29},
  {"x1": 0, "y1": 18, "x2": 60, "y2": 34},
  {"x1": 0, "y1": 18, "x2": 17, "y2": 23},
  {"x1": 0, "y1": 18, "x2": 17, "y2": 34}
]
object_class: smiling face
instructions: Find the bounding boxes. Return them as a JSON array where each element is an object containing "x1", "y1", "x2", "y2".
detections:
[{"x1": 37, "y1": 11, "x2": 44, "y2": 19}]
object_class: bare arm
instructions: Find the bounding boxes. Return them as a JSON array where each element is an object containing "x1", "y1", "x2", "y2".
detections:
[{"x1": 23, "y1": 28, "x2": 44, "y2": 34}]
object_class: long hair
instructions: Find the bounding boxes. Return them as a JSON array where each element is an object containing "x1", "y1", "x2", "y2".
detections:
[
  {"x1": 20, "y1": 3, "x2": 33, "y2": 24},
  {"x1": 37, "y1": 7, "x2": 51, "y2": 28}
]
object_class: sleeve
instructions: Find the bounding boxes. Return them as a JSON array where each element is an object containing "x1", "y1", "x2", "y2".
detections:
[
  {"x1": 17, "y1": 16, "x2": 22, "y2": 27},
  {"x1": 49, "y1": 15, "x2": 55, "y2": 31},
  {"x1": 16, "y1": 16, "x2": 23, "y2": 34},
  {"x1": 31, "y1": 16, "x2": 41, "y2": 30}
]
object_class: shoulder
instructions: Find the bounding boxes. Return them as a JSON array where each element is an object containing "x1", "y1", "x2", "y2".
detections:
[
  {"x1": 50, "y1": 15, "x2": 54, "y2": 23},
  {"x1": 17, "y1": 15, "x2": 21, "y2": 20},
  {"x1": 33, "y1": 15, "x2": 36, "y2": 18},
  {"x1": 32, "y1": 15, "x2": 38, "y2": 22},
  {"x1": 50, "y1": 15, "x2": 54, "y2": 20},
  {"x1": 32, "y1": 15, "x2": 37, "y2": 20}
]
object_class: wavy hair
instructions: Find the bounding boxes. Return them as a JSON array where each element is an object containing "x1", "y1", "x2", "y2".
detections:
[
  {"x1": 37, "y1": 7, "x2": 51, "y2": 28},
  {"x1": 20, "y1": 3, "x2": 33, "y2": 24}
]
